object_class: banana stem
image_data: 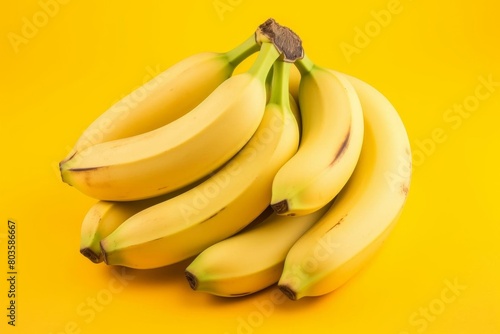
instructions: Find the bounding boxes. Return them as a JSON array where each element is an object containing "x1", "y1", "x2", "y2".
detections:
[
  {"x1": 225, "y1": 34, "x2": 260, "y2": 67},
  {"x1": 294, "y1": 53, "x2": 315, "y2": 75},
  {"x1": 269, "y1": 60, "x2": 291, "y2": 109},
  {"x1": 247, "y1": 42, "x2": 281, "y2": 82}
]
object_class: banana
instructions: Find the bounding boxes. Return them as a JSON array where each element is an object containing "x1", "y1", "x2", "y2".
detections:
[
  {"x1": 61, "y1": 34, "x2": 259, "y2": 163},
  {"x1": 59, "y1": 42, "x2": 280, "y2": 201},
  {"x1": 184, "y1": 200, "x2": 333, "y2": 297},
  {"x1": 270, "y1": 54, "x2": 364, "y2": 216},
  {"x1": 79, "y1": 175, "x2": 211, "y2": 263},
  {"x1": 80, "y1": 200, "x2": 156, "y2": 264},
  {"x1": 99, "y1": 59, "x2": 300, "y2": 269},
  {"x1": 277, "y1": 74, "x2": 412, "y2": 300}
]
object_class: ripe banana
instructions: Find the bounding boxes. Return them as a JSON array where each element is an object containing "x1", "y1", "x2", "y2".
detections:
[
  {"x1": 61, "y1": 34, "x2": 259, "y2": 163},
  {"x1": 277, "y1": 73, "x2": 412, "y2": 300},
  {"x1": 59, "y1": 42, "x2": 280, "y2": 201},
  {"x1": 99, "y1": 59, "x2": 300, "y2": 269},
  {"x1": 79, "y1": 175, "x2": 210, "y2": 263},
  {"x1": 270, "y1": 54, "x2": 364, "y2": 216},
  {"x1": 80, "y1": 200, "x2": 157, "y2": 264},
  {"x1": 184, "y1": 200, "x2": 333, "y2": 297}
]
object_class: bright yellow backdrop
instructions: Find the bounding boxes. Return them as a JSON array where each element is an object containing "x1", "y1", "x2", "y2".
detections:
[{"x1": 1, "y1": 0, "x2": 499, "y2": 333}]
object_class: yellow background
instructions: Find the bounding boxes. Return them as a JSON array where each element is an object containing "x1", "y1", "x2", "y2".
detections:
[{"x1": 1, "y1": 0, "x2": 499, "y2": 333}]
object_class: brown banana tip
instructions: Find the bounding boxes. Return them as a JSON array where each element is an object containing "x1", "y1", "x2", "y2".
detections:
[
  {"x1": 271, "y1": 200, "x2": 289, "y2": 214},
  {"x1": 80, "y1": 247, "x2": 102, "y2": 264},
  {"x1": 278, "y1": 285, "x2": 297, "y2": 301},
  {"x1": 185, "y1": 270, "x2": 198, "y2": 290}
]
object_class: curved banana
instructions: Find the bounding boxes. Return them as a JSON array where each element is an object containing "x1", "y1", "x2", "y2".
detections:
[
  {"x1": 79, "y1": 175, "x2": 210, "y2": 263},
  {"x1": 61, "y1": 34, "x2": 259, "y2": 163},
  {"x1": 99, "y1": 60, "x2": 300, "y2": 269},
  {"x1": 270, "y1": 54, "x2": 364, "y2": 216},
  {"x1": 277, "y1": 74, "x2": 412, "y2": 300},
  {"x1": 184, "y1": 201, "x2": 332, "y2": 297},
  {"x1": 59, "y1": 42, "x2": 280, "y2": 201}
]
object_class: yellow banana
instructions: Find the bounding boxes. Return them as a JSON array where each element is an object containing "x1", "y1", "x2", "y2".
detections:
[
  {"x1": 185, "y1": 200, "x2": 332, "y2": 297},
  {"x1": 61, "y1": 34, "x2": 259, "y2": 163},
  {"x1": 271, "y1": 54, "x2": 364, "y2": 216},
  {"x1": 278, "y1": 74, "x2": 412, "y2": 300},
  {"x1": 79, "y1": 175, "x2": 210, "y2": 263},
  {"x1": 99, "y1": 59, "x2": 300, "y2": 269},
  {"x1": 80, "y1": 200, "x2": 159, "y2": 263},
  {"x1": 60, "y1": 42, "x2": 280, "y2": 201}
]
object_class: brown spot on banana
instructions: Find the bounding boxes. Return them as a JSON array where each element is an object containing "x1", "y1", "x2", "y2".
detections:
[
  {"x1": 198, "y1": 207, "x2": 226, "y2": 224},
  {"x1": 66, "y1": 166, "x2": 102, "y2": 172},
  {"x1": 401, "y1": 182, "x2": 410, "y2": 197},
  {"x1": 326, "y1": 214, "x2": 347, "y2": 233},
  {"x1": 271, "y1": 200, "x2": 289, "y2": 214},
  {"x1": 330, "y1": 130, "x2": 351, "y2": 166}
]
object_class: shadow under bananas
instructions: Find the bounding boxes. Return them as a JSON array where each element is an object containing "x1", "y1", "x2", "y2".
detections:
[
  {"x1": 94, "y1": 258, "x2": 333, "y2": 311},
  {"x1": 99, "y1": 257, "x2": 195, "y2": 287},
  {"x1": 186, "y1": 282, "x2": 328, "y2": 309}
]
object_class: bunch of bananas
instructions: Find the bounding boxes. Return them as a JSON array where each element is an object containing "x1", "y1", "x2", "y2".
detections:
[{"x1": 60, "y1": 19, "x2": 412, "y2": 300}]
